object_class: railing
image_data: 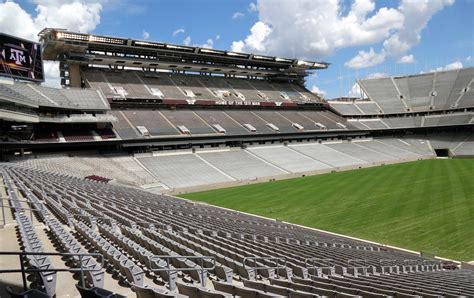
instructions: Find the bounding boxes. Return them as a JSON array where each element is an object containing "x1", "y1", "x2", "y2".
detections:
[
  {"x1": 0, "y1": 197, "x2": 46, "y2": 226},
  {"x1": 0, "y1": 251, "x2": 104, "y2": 292},
  {"x1": 305, "y1": 258, "x2": 335, "y2": 269},
  {"x1": 347, "y1": 259, "x2": 370, "y2": 275},
  {"x1": 379, "y1": 258, "x2": 399, "y2": 273},
  {"x1": 243, "y1": 257, "x2": 287, "y2": 278},
  {"x1": 305, "y1": 258, "x2": 335, "y2": 276},
  {"x1": 148, "y1": 255, "x2": 215, "y2": 288}
]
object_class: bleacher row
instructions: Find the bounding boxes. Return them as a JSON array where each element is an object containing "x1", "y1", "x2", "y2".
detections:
[
  {"x1": 330, "y1": 67, "x2": 474, "y2": 115},
  {"x1": 17, "y1": 155, "x2": 158, "y2": 186},
  {"x1": 429, "y1": 132, "x2": 474, "y2": 156},
  {"x1": 82, "y1": 69, "x2": 320, "y2": 104},
  {"x1": 32, "y1": 128, "x2": 117, "y2": 142},
  {"x1": 26, "y1": 109, "x2": 472, "y2": 142},
  {"x1": 17, "y1": 137, "x2": 437, "y2": 191},
  {"x1": 1, "y1": 164, "x2": 473, "y2": 297},
  {"x1": 111, "y1": 109, "x2": 353, "y2": 139},
  {"x1": 347, "y1": 112, "x2": 473, "y2": 130},
  {"x1": 0, "y1": 81, "x2": 110, "y2": 111}
]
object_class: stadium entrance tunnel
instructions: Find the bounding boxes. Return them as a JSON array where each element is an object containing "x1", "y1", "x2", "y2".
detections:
[{"x1": 435, "y1": 149, "x2": 450, "y2": 157}]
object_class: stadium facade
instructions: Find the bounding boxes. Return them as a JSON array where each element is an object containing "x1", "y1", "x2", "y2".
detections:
[{"x1": 0, "y1": 29, "x2": 473, "y2": 296}]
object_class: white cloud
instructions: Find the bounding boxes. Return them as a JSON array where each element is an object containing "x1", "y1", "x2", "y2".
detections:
[
  {"x1": 433, "y1": 61, "x2": 463, "y2": 72},
  {"x1": 142, "y1": 30, "x2": 150, "y2": 39},
  {"x1": 348, "y1": 72, "x2": 386, "y2": 97},
  {"x1": 215, "y1": 34, "x2": 221, "y2": 41},
  {"x1": 233, "y1": 0, "x2": 403, "y2": 57},
  {"x1": 347, "y1": 0, "x2": 453, "y2": 69},
  {"x1": 383, "y1": 0, "x2": 453, "y2": 58},
  {"x1": 348, "y1": 83, "x2": 363, "y2": 98},
  {"x1": 232, "y1": 12, "x2": 245, "y2": 19},
  {"x1": 197, "y1": 39, "x2": 214, "y2": 49},
  {"x1": 466, "y1": 56, "x2": 472, "y2": 62},
  {"x1": 397, "y1": 54, "x2": 415, "y2": 64},
  {"x1": 42, "y1": 61, "x2": 61, "y2": 88},
  {"x1": 231, "y1": 40, "x2": 245, "y2": 52},
  {"x1": 34, "y1": 1, "x2": 103, "y2": 33},
  {"x1": 0, "y1": 2, "x2": 38, "y2": 41},
  {"x1": 183, "y1": 36, "x2": 191, "y2": 46},
  {"x1": 185, "y1": 36, "x2": 216, "y2": 49},
  {"x1": 310, "y1": 85, "x2": 326, "y2": 98},
  {"x1": 0, "y1": 0, "x2": 104, "y2": 87},
  {"x1": 233, "y1": 0, "x2": 452, "y2": 70},
  {"x1": 173, "y1": 28, "x2": 185, "y2": 36},
  {"x1": 345, "y1": 48, "x2": 386, "y2": 69},
  {"x1": 236, "y1": 21, "x2": 272, "y2": 52},
  {"x1": 248, "y1": 2, "x2": 258, "y2": 12}
]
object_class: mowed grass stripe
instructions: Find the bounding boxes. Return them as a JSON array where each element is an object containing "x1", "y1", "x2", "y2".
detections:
[{"x1": 181, "y1": 159, "x2": 474, "y2": 261}]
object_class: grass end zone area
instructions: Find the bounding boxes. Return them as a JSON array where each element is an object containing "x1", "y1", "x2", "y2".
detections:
[{"x1": 181, "y1": 159, "x2": 474, "y2": 261}]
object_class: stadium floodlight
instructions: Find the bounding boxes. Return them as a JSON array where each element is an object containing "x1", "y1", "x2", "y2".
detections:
[
  {"x1": 88, "y1": 35, "x2": 124, "y2": 45},
  {"x1": 275, "y1": 57, "x2": 293, "y2": 63},
  {"x1": 253, "y1": 55, "x2": 273, "y2": 60},
  {"x1": 313, "y1": 62, "x2": 329, "y2": 68},
  {"x1": 297, "y1": 60, "x2": 314, "y2": 66},
  {"x1": 200, "y1": 48, "x2": 225, "y2": 55},
  {"x1": 226, "y1": 52, "x2": 248, "y2": 58},
  {"x1": 166, "y1": 44, "x2": 190, "y2": 50},
  {"x1": 56, "y1": 32, "x2": 88, "y2": 41},
  {"x1": 134, "y1": 41, "x2": 165, "y2": 48}
]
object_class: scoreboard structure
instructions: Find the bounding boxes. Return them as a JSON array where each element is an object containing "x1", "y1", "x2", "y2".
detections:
[{"x1": 0, "y1": 33, "x2": 44, "y2": 82}]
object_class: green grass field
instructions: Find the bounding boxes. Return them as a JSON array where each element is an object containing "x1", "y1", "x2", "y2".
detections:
[{"x1": 182, "y1": 159, "x2": 474, "y2": 261}]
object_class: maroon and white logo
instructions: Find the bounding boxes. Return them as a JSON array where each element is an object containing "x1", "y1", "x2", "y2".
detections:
[
  {"x1": 9, "y1": 48, "x2": 27, "y2": 65},
  {"x1": 0, "y1": 33, "x2": 44, "y2": 82},
  {"x1": 4, "y1": 44, "x2": 31, "y2": 69}
]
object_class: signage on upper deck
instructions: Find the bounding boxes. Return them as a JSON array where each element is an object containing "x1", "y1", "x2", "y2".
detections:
[{"x1": 0, "y1": 33, "x2": 44, "y2": 82}]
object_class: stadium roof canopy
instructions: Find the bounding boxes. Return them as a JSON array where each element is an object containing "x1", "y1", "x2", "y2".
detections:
[{"x1": 39, "y1": 28, "x2": 329, "y2": 79}]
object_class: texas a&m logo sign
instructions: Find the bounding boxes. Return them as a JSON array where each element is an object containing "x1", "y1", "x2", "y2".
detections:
[{"x1": 0, "y1": 33, "x2": 44, "y2": 82}]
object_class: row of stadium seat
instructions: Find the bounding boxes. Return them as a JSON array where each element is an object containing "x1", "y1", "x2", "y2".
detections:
[
  {"x1": 330, "y1": 67, "x2": 474, "y2": 115},
  {"x1": 1, "y1": 164, "x2": 473, "y2": 297},
  {"x1": 82, "y1": 69, "x2": 321, "y2": 104},
  {"x1": 0, "y1": 81, "x2": 110, "y2": 111},
  {"x1": 111, "y1": 109, "x2": 353, "y2": 139},
  {"x1": 23, "y1": 109, "x2": 471, "y2": 142},
  {"x1": 347, "y1": 112, "x2": 473, "y2": 130},
  {"x1": 16, "y1": 137, "x2": 436, "y2": 190}
]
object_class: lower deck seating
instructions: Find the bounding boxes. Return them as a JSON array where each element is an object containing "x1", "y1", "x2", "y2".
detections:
[
  {"x1": 1, "y1": 163, "x2": 473, "y2": 297},
  {"x1": 14, "y1": 135, "x2": 447, "y2": 191}
]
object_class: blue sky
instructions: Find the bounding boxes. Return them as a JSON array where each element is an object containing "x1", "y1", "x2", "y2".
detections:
[{"x1": 1, "y1": 0, "x2": 473, "y2": 98}]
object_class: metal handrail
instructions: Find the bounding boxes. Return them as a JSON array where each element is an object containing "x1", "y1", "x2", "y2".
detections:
[
  {"x1": 423, "y1": 259, "x2": 442, "y2": 266},
  {"x1": 0, "y1": 251, "x2": 104, "y2": 291},
  {"x1": 347, "y1": 259, "x2": 369, "y2": 267},
  {"x1": 379, "y1": 259, "x2": 398, "y2": 267},
  {"x1": 1, "y1": 197, "x2": 46, "y2": 225},
  {"x1": 148, "y1": 255, "x2": 215, "y2": 287},
  {"x1": 243, "y1": 257, "x2": 287, "y2": 271},
  {"x1": 347, "y1": 259, "x2": 370, "y2": 275},
  {"x1": 305, "y1": 258, "x2": 335, "y2": 269},
  {"x1": 403, "y1": 259, "x2": 422, "y2": 266}
]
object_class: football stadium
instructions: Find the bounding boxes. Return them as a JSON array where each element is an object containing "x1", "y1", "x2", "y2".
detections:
[{"x1": 0, "y1": 14, "x2": 473, "y2": 298}]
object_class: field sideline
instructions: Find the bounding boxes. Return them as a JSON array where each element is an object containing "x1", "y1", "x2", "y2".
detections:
[{"x1": 181, "y1": 159, "x2": 474, "y2": 261}]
